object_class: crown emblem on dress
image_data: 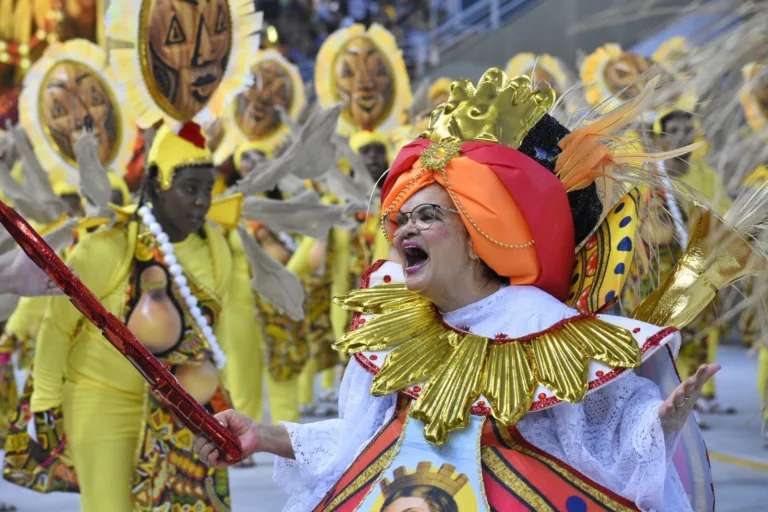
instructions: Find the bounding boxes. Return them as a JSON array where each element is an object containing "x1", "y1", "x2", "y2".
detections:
[
  {"x1": 419, "y1": 68, "x2": 556, "y2": 149},
  {"x1": 379, "y1": 462, "x2": 469, "y2": 499}
]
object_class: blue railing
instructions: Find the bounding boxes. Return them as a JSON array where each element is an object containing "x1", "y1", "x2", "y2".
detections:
[{"x1": 429, "y1": 0, "x2": 539, "y2": 56}]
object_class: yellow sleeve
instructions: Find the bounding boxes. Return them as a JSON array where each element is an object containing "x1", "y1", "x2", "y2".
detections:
[
  {"x1": 330, "y1": 228, "x2": 352, "y2": 341},
  {"x1": 286, "y1": 236, "x2": 316, "y2": 281},
  {"x1": 4, "y1": 296, "x2": 48, "y2": 341},
  {"x1": 30, "y1": 229, "x2": 127, "y2": 412},
  {"x1": 217, "y1": 229, "x2": 264, "y2": 421}
]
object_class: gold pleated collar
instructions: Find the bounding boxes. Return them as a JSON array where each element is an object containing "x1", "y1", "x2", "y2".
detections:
[{"x1": 333, "y1": 260, "x2": 679, "y2": 446}]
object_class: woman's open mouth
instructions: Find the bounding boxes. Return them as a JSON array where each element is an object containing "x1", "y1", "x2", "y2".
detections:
[{"x1": 403, "y1": 242, "x2": 429, "y2": 274}]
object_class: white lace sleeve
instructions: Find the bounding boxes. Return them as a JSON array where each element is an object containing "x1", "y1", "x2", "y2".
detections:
[
  {"x1": 274, "y1": 359, "x2": 396, "y2": 512},
  {"x1": 517, "y1": 371, "x2": 692, "y2": 512}
]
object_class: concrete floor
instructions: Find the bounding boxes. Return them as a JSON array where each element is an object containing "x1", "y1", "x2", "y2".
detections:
[{"x1": 1, "y1": 345, "x2": 766, "y2": 510}]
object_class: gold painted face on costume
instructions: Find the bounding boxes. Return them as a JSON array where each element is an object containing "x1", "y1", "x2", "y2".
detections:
[
  {"x1": 334, "y1": 36, "x2": 393, "y2": 129},
  {"x1": 144, "y1": 0, "x2": 232, "y2": 119},
  {"x1": 40, "y1": 61, "x2": 119, "y2": 165},
  {"x1": 604, "y1": 53, "x2": 652, "y2": 100},
  {"x1": 236, "y1": 61, "x2": 293, "y2": 137}
]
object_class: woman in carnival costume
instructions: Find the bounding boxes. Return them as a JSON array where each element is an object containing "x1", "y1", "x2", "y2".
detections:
[{"x1": 192, "y1": 68, "x2": 768, "y2": 511}]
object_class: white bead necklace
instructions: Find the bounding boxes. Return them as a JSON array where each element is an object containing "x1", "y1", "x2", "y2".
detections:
[{"x1": 137, "y1": 205, "x2": 227, "y2": 369}]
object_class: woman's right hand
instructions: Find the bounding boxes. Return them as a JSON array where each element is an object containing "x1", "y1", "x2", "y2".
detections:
[{"x1": 193, "y1": 409, "x2": 262, "y2": 468}]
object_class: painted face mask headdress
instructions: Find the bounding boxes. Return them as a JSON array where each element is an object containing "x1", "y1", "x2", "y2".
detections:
[
  {"x1": 506, "y1": 52, "x2": 579, "y2": 114},
  {"x1": 214, "y1": 49, "x2": 305, "y2": 166},
  {"x1": 18, "y1": 39, "x2": 135, "y2": 188},
  {"x1": 106, "y1": 0, "x2": 262, "y2": 129},
  {"x1": 315, "y1": 23, "x2": 412, "y2": 135},
  {"x1": 581, "y1": 44, "x2": 657, "y2": 112}
]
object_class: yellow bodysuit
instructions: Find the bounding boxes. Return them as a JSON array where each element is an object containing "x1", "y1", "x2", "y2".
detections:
[
  {"x1": 26, "y1": 221, "x2": 255, "y2": 511},
  {"x1": 676, "y1": 155, "x2": 731, "y2": 400}
]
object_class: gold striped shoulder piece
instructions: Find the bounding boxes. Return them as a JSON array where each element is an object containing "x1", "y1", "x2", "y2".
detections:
[{"x1": 333, "y1": 272, "x2": 650, "y2": 446}]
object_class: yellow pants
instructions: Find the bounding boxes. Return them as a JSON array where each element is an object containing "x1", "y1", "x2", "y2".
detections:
[
  {"x1": 222, "y1": 321, "x2": 300, "y2": 424},
  {"x1": 679, "y1": 325, "x2": 719, "y2": 398},
  {"x1": 759, "y1": 346, "x2": 768, "y2": 421},
  {"x1": 299, "y1": 356, "x2": 317, "y2": 406},
  {"x1": 299, "y1": 358, "x2": 337, "y2": 406},
  {"x1": 62, "y1": 382, "x2": 143, "y2": 512},
  {"x1": 236, "y1": 358, "x2": 300, "y2": 425},
  {"x1": 263, "y1": 374, "x2": 300, "y2": 424}
]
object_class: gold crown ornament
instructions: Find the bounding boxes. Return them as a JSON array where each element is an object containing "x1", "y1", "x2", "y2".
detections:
[
  {"x1": 379, "y1": 463, "x2": 469, "y2": 500},
  {"x1": 214, "y1": 49, "x2": 305, "y2": 165},
  {"x1": 18, "y1": 39, "x2": 135, "y2": 188},
  {"x1": 420, "y1": 69, "x2": 556, "y2": 150},
  {"x1": 315, "y1": 23, "x2": 412, "y2": 135},
  {"x1": 740, "y1": 62, "x2": 767, "y2": 133},
  {"x1": 105, "y1": 0, "x2": 263, "y2": 129}
]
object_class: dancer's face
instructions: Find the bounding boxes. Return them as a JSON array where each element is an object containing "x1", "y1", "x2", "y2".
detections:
[
  {"x1": 391, "y1": 185, "x2": 470, "y2": 303},
  {"x1": 358, "y1": 142, "x2": 388, "y2": 185},
  {"x1": 153, "y1": 165, "x2": 216, "y2": 238}
]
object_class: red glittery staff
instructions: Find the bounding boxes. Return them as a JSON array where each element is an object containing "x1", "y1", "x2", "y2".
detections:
[{"x1": 0, "y1": 199, "x2": 242, "y2": 463}]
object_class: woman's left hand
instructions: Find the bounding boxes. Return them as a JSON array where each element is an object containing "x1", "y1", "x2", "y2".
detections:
[{"x1": 659, "y1": 363, "x2": 720, "y2": 436}]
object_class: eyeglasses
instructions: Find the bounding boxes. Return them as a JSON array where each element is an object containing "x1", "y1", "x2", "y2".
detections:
[{"x1": 384, "y1": 203, "x2": 459, "y2": 238}]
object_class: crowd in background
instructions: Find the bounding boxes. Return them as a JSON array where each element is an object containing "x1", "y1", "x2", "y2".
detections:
[{"x1": 255, "y1": 0, "x2": 442, "y2": 84}]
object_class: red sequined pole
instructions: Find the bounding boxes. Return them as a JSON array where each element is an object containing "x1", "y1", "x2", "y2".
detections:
[{"x1": 0, "y1": 200, "x2": 242, "y2": 463}]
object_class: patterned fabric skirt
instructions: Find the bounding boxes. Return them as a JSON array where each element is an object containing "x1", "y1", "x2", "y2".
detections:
[
  {"x1": 304, "y1": 277, "x2": 339, "y2": 372},
  {"x1": 259, "y1": 299, "x2": 310, "y2": 382},
  {"x1": 3, "y1": 376, "x2": 231, "y2": 511},
  {"x1": 133, "y1": 388, "x2": 231, "y2": 511},
  {"x1": 3, "y1": 374, "x2": 79, "y2": 493}
]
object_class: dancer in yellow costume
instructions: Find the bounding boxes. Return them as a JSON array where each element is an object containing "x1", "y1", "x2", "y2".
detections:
[
  {"x1": 214, "y1": 49, "x2": 309, "y2": 428},
  {"x1": 0, "y1": 37, "x2": 135, "y2": 448},
  {"x1": 652, "y1": 107, "x2": 733, "y2": 414},
  {"x1": 580, "y1": 44, "x2": 667, "y2": 308},
  {"x1": 233, "y1": 141, "x2": 310, "y2": 427},
  {"x1": 0, "y1": 171, "x2": 132, "y2": 444},
  {"x1": 296, "y1": 130, "x2": 396, "y2": 413},
  {"x1": 306, "y1": 22, "x2": 411, "y2": 410},
  {"x1": 648, "y1": 36, "x2": 733, "y2": 415},
  {"x1": 2, "y1": 1, "x2": 268, "y2": 509},
  {"x1": 739, "y1": 62, "x2": 768, "y2": 445}
]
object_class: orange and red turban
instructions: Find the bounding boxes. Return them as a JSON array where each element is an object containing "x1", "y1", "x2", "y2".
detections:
[{"x1": 381, "y1": 139, "x2": 575, "y2": 301}]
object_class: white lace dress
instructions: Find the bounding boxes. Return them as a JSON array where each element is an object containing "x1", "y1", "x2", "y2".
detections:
[{"x1": 274, "y1": 285, "x2": 703, "y2": 512}]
